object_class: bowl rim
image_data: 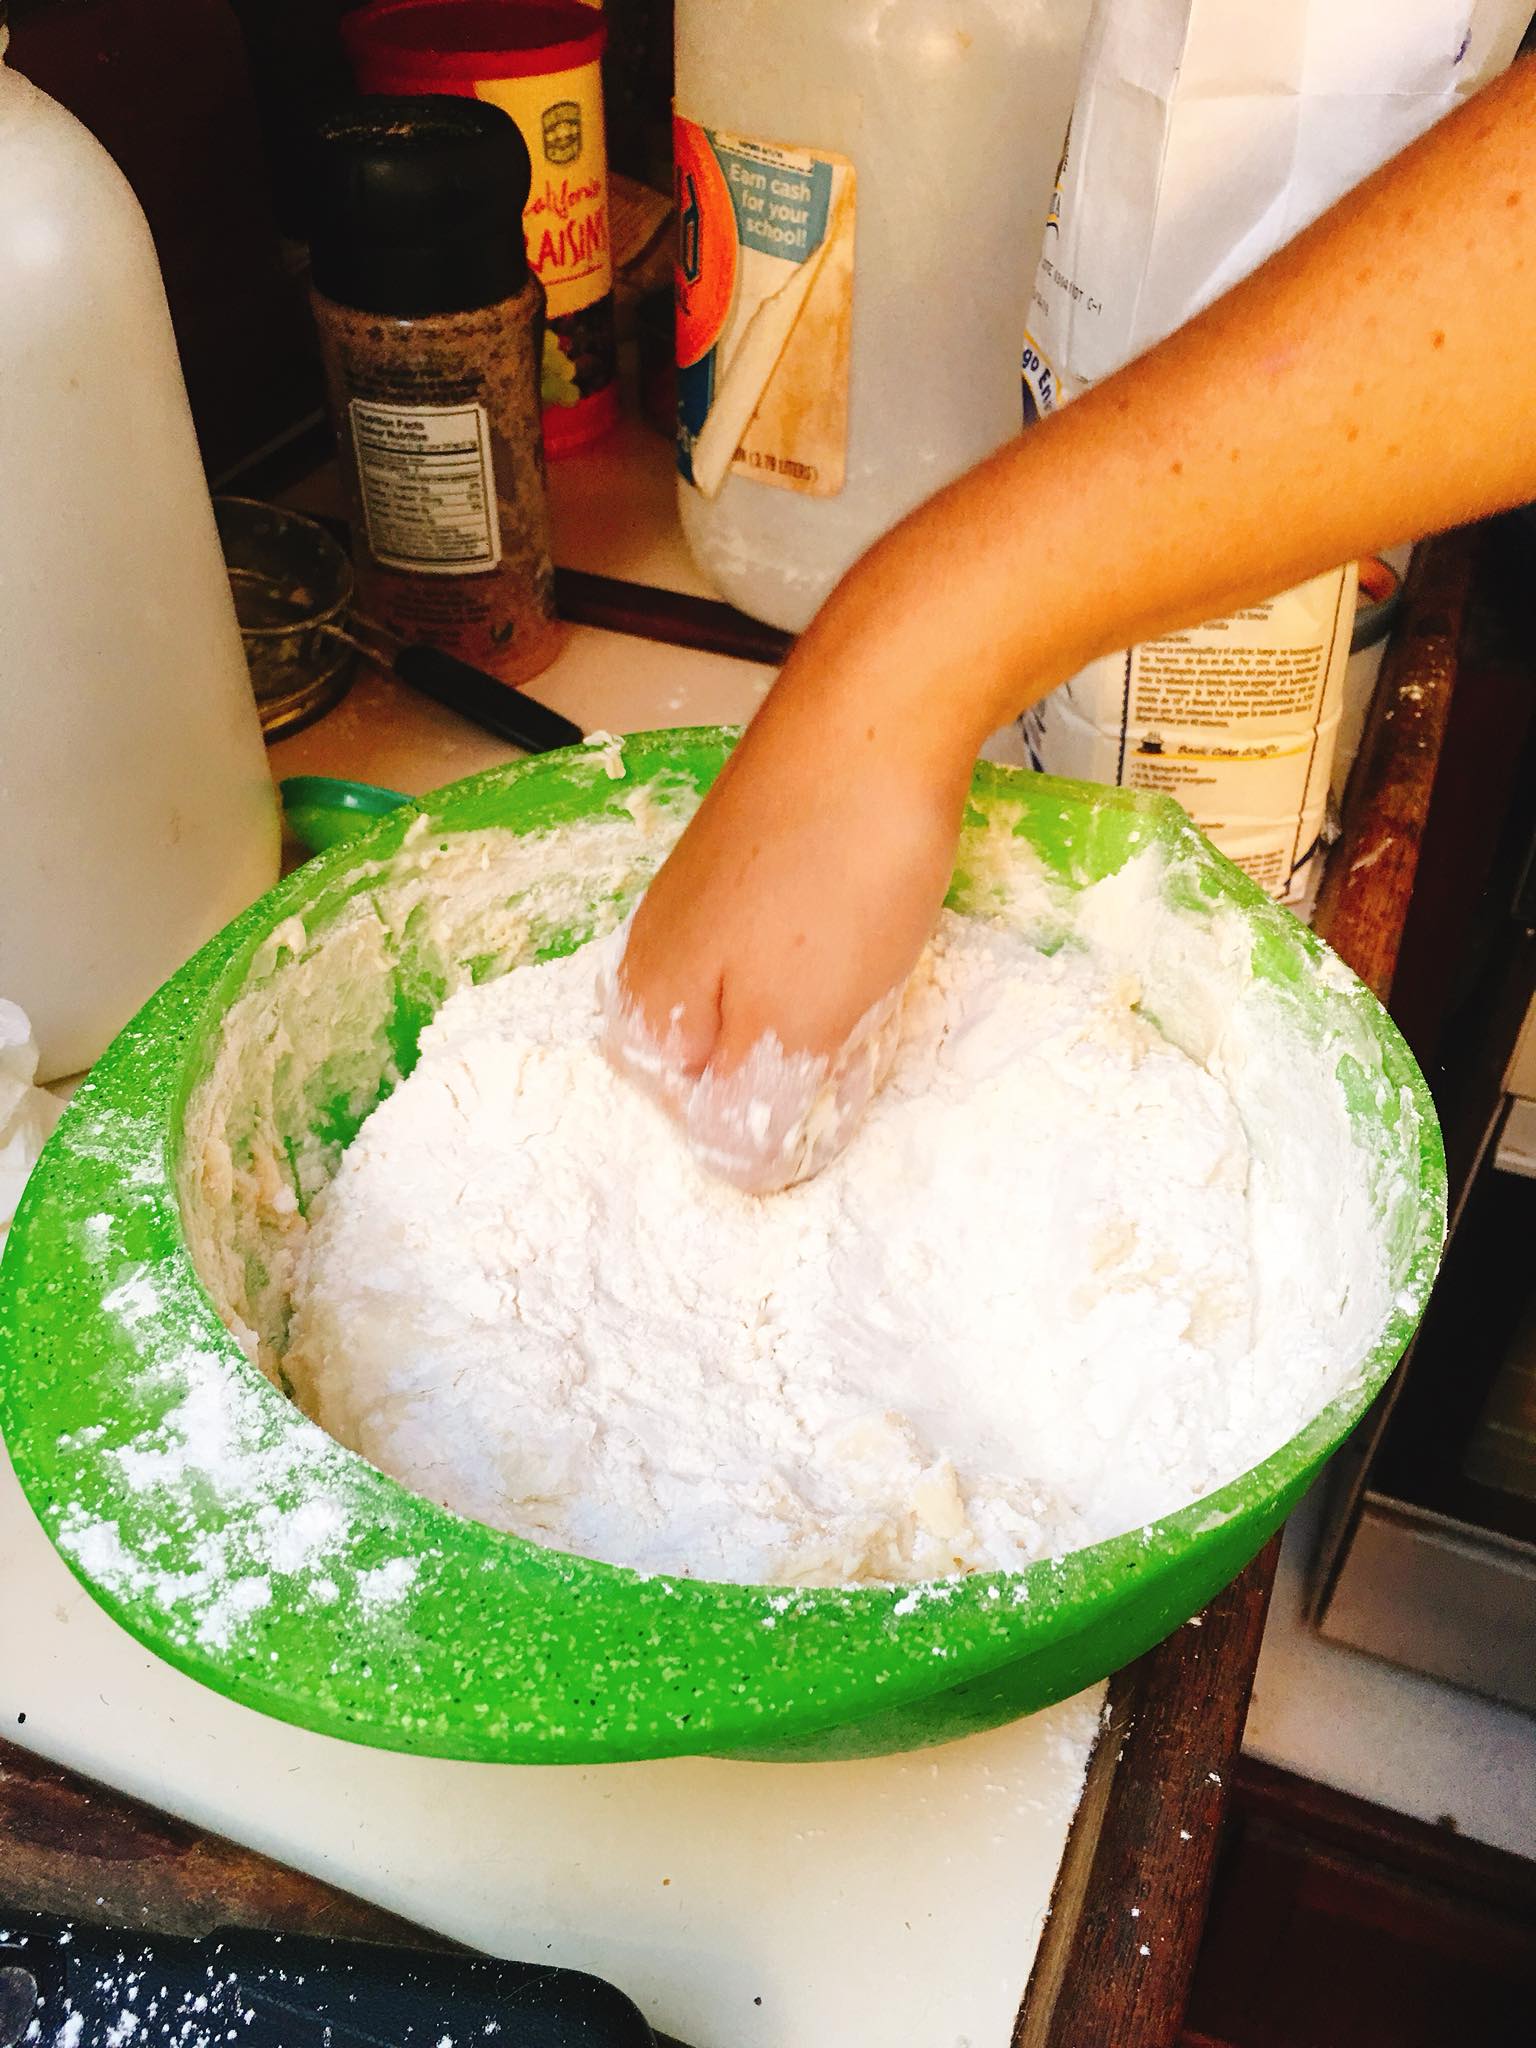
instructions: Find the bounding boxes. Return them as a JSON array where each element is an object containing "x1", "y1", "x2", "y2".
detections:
[{"x1": 0, "y1": 732, "x2": 1447, "y2": 1763}]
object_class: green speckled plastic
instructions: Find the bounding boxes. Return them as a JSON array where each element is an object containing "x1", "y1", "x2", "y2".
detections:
[{"x1": 0, "y1": 733, "x2": 1445, "y2": 1765}]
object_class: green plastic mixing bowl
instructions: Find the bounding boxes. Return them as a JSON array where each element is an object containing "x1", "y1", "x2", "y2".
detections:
[{"x1": 0, "y1": 732, "x2": 1444, "y2": 1764}]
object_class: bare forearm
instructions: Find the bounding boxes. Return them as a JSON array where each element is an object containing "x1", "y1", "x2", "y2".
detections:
[
  {"x1": 612, "y1": 57, "x2": 1536, "y2": 1181},
  {"x1": 761, "y1": 58, "x2": 1536, "y2": 766}
]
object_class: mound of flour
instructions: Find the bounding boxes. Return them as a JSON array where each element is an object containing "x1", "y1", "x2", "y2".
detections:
[{"x1": 285, "y1": 913, "x2": 1260, "y2": 1585}]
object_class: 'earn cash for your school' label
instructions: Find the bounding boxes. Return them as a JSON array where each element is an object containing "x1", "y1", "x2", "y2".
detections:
[{"x1": 674, "y1": 115, "x2": 856, "y2": 500}]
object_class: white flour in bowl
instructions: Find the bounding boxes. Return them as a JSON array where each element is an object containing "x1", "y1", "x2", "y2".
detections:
[{"x1": 285, "y1": 909, "x2": 1281, "y2": 1586}]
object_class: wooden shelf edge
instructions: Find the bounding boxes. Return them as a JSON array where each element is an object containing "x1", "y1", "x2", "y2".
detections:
[
  {"x1": 1015, "y1": 1540, "x2": 1280, "y2": 2048},
  {"x1": 0, "y1": 1736, "x2": 430, "y2": 1948}
]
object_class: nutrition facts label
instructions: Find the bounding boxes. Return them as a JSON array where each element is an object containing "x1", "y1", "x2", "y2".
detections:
[{"x1": 349, "y1": 399, "x2": 501, "y2": 574}]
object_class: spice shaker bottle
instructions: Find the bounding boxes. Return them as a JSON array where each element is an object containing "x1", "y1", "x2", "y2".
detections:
[
  {"x1": 0, "y1": 7, "x2": 279, "y2": 1082},
  {"x1": 308, "y1": 96, "x2": 564, "y2": 689},
  {"x1": 342, "y1": 0, "x2": 620, "y2": 458}
]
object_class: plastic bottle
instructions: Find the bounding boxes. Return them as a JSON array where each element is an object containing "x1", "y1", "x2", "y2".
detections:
[
  {"x1": 0, "y1": 15, "x2": 279, "y2": 1081},
  {"x1": 673, "y1": 0, "x2": 1093, "y2": 632}
]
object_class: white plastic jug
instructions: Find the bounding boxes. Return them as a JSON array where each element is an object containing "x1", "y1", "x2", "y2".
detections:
[
  {"x1": 0, "y1": 27, "x2": 278, "y2": 1080},
  {"x1": 674, "y1": 0, "x2": 1093, "y2": 632}
]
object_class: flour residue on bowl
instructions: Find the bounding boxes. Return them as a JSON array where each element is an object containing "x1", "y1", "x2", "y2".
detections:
[
  {"x1": 54, "y1": 1330, "x2": 422, "y2": 1652},
  {"x1": 51, "y1": 1140, "x2": 423, "y2": 1653},
  {"x1": 278, "y1": 826, "x2": 1400, "y2": 1589}
]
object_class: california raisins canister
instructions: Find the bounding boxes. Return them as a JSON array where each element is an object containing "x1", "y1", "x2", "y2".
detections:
[{"x1": 343, "y1": 0, "x2": 619, "y2": 456}]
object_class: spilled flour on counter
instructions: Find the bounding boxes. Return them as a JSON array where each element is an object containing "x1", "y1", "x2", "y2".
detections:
[{"x1": 286, "y1": 911, "x2": 1275, "y2": 1586}]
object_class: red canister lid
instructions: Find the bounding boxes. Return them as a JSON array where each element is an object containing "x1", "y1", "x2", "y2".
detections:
[{"x1": 342, "y1": 1, "x2": 606, "y2": 87}]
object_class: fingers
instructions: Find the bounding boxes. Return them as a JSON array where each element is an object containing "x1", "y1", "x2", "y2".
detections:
[
  {"x1": 694, "y1": 979, "x2": 908, "y2": 1192},
  {"x1": 597, "y1": 922, "x2": 708, "y2": 1124},
  {"x1": 601, "y1": 932, "x2": 907, "y2": 1195},
  {"x1": 682, "y1": 1033, "x2": 838, "y2": 1192},
  {"x1": 596, "y1": 739, "x2": 960, "y2": 1190}
]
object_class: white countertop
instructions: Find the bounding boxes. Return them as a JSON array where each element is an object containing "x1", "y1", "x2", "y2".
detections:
[
  {"x1": 267, "y1": 413, "x2": 777, "y2": 796},
  {"x1": 3, "y1": 423, "x2": 1102, "y2": 2048}
]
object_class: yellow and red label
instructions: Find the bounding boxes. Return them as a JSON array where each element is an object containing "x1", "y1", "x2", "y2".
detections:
[
  {"x1": 478, "y1": 62, "x2": 610, "y2": 320},
  {"x1": 477, "y1": 61, "x2": 617, "y2": 451}
]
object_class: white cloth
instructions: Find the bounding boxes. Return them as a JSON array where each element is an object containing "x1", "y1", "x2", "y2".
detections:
[{"x1": 0, "y1": 997, "x2": 63, "y2": 1248}]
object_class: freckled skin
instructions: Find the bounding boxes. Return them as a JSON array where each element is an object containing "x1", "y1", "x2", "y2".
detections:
[{"x1": 617, "y1": 61, "x2": 1536, "y2": 1151}]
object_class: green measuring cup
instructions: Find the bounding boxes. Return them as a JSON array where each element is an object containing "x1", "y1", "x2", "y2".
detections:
[{"x1": 280, "y1": 776, "x2": 417, "y2": 855}]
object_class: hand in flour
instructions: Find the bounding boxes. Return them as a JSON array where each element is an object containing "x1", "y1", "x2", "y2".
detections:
[
  {"x1": 604, "y1": 698, "x2": 968, "y2": 1191},
  {"x1": 614, "y1": 60, "x2": 1536, "y2": 1187}
]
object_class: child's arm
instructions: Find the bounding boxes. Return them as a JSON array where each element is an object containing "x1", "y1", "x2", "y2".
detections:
[{"x1": 614, "y1": 59, "x2": 1536, "y2": 1184}]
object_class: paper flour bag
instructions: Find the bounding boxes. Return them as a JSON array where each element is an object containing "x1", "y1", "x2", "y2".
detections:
[{"x1": 1021, "y1": 0, "x2": 1528, "y2": 901}]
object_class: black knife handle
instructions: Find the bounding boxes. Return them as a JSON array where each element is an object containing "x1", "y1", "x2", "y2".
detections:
[
  {"x1": 393, "y1": 644, "x2": 585, "y2": 754},
  {"x1": 0, "y1": 1910, "x2": 659, "y2": 2047}
]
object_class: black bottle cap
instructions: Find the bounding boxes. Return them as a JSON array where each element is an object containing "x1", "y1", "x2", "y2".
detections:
[{"x1": 309, "y1": 95, "x2": 531, "y2": 318}]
